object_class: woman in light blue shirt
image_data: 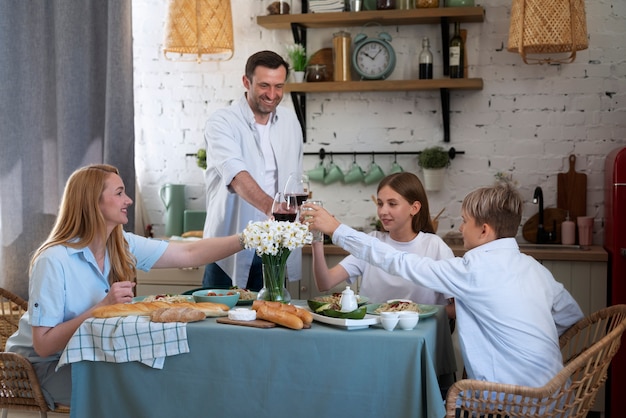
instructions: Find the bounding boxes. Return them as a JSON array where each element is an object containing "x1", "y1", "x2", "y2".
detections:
[{"x1": 6, "y1": 164, "x2": 243, "y2": 410}]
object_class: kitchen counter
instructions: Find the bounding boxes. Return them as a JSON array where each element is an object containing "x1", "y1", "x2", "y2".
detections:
[{"x1": 303, "y1": 244, "x2": 608, "y2": 262}]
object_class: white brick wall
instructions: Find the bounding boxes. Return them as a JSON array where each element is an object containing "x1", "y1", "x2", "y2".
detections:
[{"x1": 132, "y1": 0, "x2": 626, "y2": 243}]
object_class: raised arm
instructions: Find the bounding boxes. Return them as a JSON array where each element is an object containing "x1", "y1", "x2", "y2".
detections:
[
  {"x1": 153, "y1": 235, "x2": 243, "y2": 269},
  {"x1": 311, "y1": 241, "x2": 350, "y2": 292}
]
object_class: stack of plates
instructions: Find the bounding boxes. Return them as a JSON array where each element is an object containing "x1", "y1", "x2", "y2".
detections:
[{"x1": 309, "y1": 0, "x2": 345, "y2": 13}]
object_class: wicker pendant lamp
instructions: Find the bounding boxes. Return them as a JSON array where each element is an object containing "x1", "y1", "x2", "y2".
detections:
[
  {"x1": 163, "y1": 0, "x2": 234, "y2": 62},
  {"x1": 507, "y1": 0, "x2": 588, "y2": 64}
]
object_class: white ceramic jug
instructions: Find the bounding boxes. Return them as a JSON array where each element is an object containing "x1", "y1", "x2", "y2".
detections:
[{"x1": 339, "y1": 286, "x2": 358, "y2": 312}]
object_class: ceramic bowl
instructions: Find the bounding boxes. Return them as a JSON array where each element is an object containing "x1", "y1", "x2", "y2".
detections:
[
  {"x1": 398, "y1": 311, "x2": 419, "y2": 330},
  {"x1": 192, "y1": 289, "x2": 239, "y2": 309},
  {"x1": 380, "y1": 316, "x2": 399, "y2": 331}
]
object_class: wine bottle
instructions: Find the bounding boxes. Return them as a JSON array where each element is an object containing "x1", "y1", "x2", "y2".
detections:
[
  {"x1": 418, "y1": 37, "x2": 433, "y2": 80},
  {"x1": 449, "y1": 22, "x2": 464, "y2": 79}
]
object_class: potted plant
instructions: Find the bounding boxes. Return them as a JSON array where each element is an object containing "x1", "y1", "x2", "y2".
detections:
[
  {"x1": 286, "y1": 43, "x2": 308, "y2": 82},
  {"x1": 418, "y1": 146, "x2": 450, "y2": 191}
]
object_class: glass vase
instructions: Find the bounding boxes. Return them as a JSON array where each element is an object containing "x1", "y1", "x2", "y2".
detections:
[{"x1": 258, "y1": 258, "x2": 291, "y2": 303}]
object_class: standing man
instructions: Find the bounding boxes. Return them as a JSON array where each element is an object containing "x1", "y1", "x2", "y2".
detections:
[{"x1": 202, "y1": 50, "x2": 304, "y2": 291}]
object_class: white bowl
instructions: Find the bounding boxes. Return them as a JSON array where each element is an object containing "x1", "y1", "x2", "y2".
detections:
[
  {"x1": 397, "y1": 312, "x2": 419, "y2": 330},
  {"x1": 381, "y1": 316, "x2": 399, "y2": 331}
]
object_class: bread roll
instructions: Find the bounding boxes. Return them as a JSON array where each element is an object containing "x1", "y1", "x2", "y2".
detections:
[
  {"x1": 92, "y1": 301, "x2": 229, "y2": 318},
  {"x1": 254, "y1": 304, "x2": 303, "y2": 330},
  {"x1": 181, "y1": 230, "x2": 203, "y2": 238},
  {"x1": 150, "y1": 307, "x2": 206, "y2": 323}
]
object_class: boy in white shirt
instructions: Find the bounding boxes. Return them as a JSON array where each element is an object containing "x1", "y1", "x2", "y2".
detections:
[{"x1": 302, "y1": 182, "x2": 583, "y2": 388}]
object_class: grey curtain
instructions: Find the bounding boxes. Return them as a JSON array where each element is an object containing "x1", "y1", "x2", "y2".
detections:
[{"x1": 0, "y1": 1, "x2": 135, "y2": 299}]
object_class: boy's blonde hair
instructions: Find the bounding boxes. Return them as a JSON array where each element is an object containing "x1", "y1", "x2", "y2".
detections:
[{"x1": 461, "y1": 182, "x2": 522, "y2": 238}]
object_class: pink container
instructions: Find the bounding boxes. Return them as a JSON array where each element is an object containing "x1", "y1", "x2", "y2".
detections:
[{"x1": 577, "y1": 216, "x2": 594, "y2": 246}]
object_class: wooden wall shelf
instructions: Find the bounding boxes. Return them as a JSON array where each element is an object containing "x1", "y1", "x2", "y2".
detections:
[
  {"x1": 284, "y1": 78, "x2": 483, "y2": 93},
  {"x1": 256, "y1": 6, "x2": 486, "y2": 142},
  {"x1": 256, "y1": 7, "x2": 485, "y2": 30}
]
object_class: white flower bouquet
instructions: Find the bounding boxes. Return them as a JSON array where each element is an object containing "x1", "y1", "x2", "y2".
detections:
[{"x1": 242, "y1": 220, "x2": 312, "y2": 302}]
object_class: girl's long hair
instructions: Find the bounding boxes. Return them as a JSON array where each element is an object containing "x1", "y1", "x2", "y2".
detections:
[{"x1": 30, "y1": 164, "x2": 136, "y2": 284}]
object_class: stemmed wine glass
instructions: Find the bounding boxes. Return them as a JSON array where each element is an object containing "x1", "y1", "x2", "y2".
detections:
[
  {"x1": 271, "y1": 192, "x2": 298, "y2": 222},
  {"x1": 284, "y1": 172, "x2": 311, "y2": 207}
]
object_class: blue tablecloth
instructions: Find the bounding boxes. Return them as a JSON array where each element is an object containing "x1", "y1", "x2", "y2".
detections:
[{"x1": 70, "y1": 303, "x2": 456, "y2": 418}]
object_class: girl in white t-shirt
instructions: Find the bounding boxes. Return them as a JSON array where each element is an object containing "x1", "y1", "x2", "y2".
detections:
[{"x1": 311, "y1": 172, "x2": 455, "y2": 316}]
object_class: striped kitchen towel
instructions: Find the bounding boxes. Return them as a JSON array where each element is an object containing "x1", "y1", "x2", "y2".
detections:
[{"x1": 57, "y1": 315, "x2": 189, "y2": 370}]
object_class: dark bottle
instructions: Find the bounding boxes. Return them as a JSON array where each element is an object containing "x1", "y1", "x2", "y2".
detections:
[
  {"x1": 449, "y1": 22, "x2": 464, "y2": 79},
  {"x1": 376, "y1": 0, "x2": 395, "y2": 9},
  {"x1": 418, "y1": 37, "x2": 433, "y2": 80}
]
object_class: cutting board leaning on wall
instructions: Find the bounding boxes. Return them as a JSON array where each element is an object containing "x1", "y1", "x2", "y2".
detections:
[{"x1": 557, "y1": 154, "x2": 587, "y2": 221}]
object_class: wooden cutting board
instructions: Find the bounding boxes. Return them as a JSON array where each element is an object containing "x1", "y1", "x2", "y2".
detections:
[
  {"x1": 522, "y1": 208, "x2": 567, "y2": 244},
  {"x1": 216, "y1": 318, "x2": 276, "y2": 328},
  {"x1": 557, "y1": 155, "x2": 587, "y2": 220},
  {"x1": 216, "y1": 317, "x2": 311, "y2": 329}
]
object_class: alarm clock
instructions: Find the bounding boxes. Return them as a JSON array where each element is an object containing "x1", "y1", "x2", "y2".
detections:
[{"x1": 352, "y1": 32, "x2": 396, "y2": 80}]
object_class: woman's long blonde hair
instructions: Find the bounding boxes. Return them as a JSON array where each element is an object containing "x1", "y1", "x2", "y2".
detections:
[{"x1": 30, "y1": 164, "x2": 136, "y2": 284}]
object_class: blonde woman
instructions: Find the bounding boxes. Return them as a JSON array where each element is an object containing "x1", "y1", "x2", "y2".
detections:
[{"x1": 6, "y1": 164, "x2": 242, "y2": 410}]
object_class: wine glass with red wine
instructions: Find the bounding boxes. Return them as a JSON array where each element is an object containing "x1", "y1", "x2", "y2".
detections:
[
  {"x1": 271, "y1": 192, "x2": 298, "y2": 222},
  {"x1": 284, "y1": 173, "x2": 311, "y2": 207}
]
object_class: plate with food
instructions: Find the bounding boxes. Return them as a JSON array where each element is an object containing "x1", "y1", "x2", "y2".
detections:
[
  {"x1": 132, "y1": 294, "x2": 194, "y2": 303},
  {"x1": 230, "y1": 288, "x2": 259, "y2": 305},
  {"x1": 308, "y1": 293, "x2": 369, "y2": 308},
  {"x1": 366, "y1": 301, "x2": 438, "y2": 319},
  {"x1": 305, "y1": 307, "x2": 379, "y2": 330}
]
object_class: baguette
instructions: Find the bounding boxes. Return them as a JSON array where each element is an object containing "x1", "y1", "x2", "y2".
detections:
[
  {"x1": 92, "y1": 301, "x2": 229, "y2": 318},
  {"x1": 252, "y1": 300, "x2": 313, "y2": 325},
  {"x1": 181, "y1": 230, "x2": 203, "y2": 238},
  {"x1": 254, "y1": 304, "x2": 303, "y2": 330},
  {"x1": 150, "y1": 307, "x2": 206, "y2": 323}
]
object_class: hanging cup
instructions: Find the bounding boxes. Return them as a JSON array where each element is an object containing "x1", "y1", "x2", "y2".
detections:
[
  {"x1": 364, "y1": 161, "x2": 385, "y2": 185},
  {"x1": 344, "y1": 162, "x2": 365, "y2": 184},
  {"x1": 324, "y1": 160, "x2": 344, "y2": 184},
  {"x1": 307, "y1": 161, "x2": 326, "y2": 183},
  {"x1": 390, "y1": 161, "x2": 404, "y2": 174}
]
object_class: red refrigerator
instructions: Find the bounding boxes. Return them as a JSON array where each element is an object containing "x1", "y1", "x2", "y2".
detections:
[{"x1": 604, "y1": 146, "x2": 626, "y2": 417}]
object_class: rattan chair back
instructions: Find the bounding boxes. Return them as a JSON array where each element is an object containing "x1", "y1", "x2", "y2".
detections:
[
  {"x1": 0, "y1": 288, "x2": 27, "y2": 350},
  {"x1": 0, "y1": 288, "x2": 69, "y2": 417},
  {"x1": 445, "y1": 304, "x2": 626, "y2": 418}
]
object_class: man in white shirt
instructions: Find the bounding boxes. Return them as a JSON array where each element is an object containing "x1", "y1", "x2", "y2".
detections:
[{"x1": 202, "y1": 50, "x2": 304, "y2": 291}]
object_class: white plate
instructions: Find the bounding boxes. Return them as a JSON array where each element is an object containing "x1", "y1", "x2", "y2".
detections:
[{"x1": 307, "y1": 309, "x2": 380, "y2": 330}]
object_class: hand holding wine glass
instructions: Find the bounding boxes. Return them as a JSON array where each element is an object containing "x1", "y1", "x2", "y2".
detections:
[{"x1": 271, "y1": 192, "x2": 298, "y2": 222}]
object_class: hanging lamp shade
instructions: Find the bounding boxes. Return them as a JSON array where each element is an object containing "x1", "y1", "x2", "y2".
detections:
[
  {"x1": 163, "y1": 0, "x2": 234, "y2": 62},
  {"x1": 507, "y1": 0, "x2": 588, "y2": 64}
]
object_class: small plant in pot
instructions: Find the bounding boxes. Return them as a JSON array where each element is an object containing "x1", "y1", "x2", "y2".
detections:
[{"x1": 418, "y1": 146, "x2": 450, "y2": 191}]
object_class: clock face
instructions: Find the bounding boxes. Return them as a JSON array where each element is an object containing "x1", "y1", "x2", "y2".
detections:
[{"x1": 354, "y1": 40, "x2": 394, "y2": 80}]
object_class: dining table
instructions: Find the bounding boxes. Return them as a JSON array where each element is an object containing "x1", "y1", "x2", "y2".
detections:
[{"x1": 66, "y1": 302, "x2": 456, "y2": 418}]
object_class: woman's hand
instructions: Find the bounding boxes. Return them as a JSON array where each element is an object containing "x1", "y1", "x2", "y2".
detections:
[
  {"x1": 104, "y1": 281, "x2": 136, "y2": 305},
  {"x1": 300, "y1": 203, "x2": 341, "y2": 237}
]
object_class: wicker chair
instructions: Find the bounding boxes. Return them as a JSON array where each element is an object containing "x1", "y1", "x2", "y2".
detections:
[
  {"x1": 0, "y1": 288, "x2": 70, "y2": 417},
  {"x1": 445, "y1": 304, "x2": 626, "y2": 418},
  {"x1": 0, "y1": 288, "x2": 27, "y2": 350}
]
